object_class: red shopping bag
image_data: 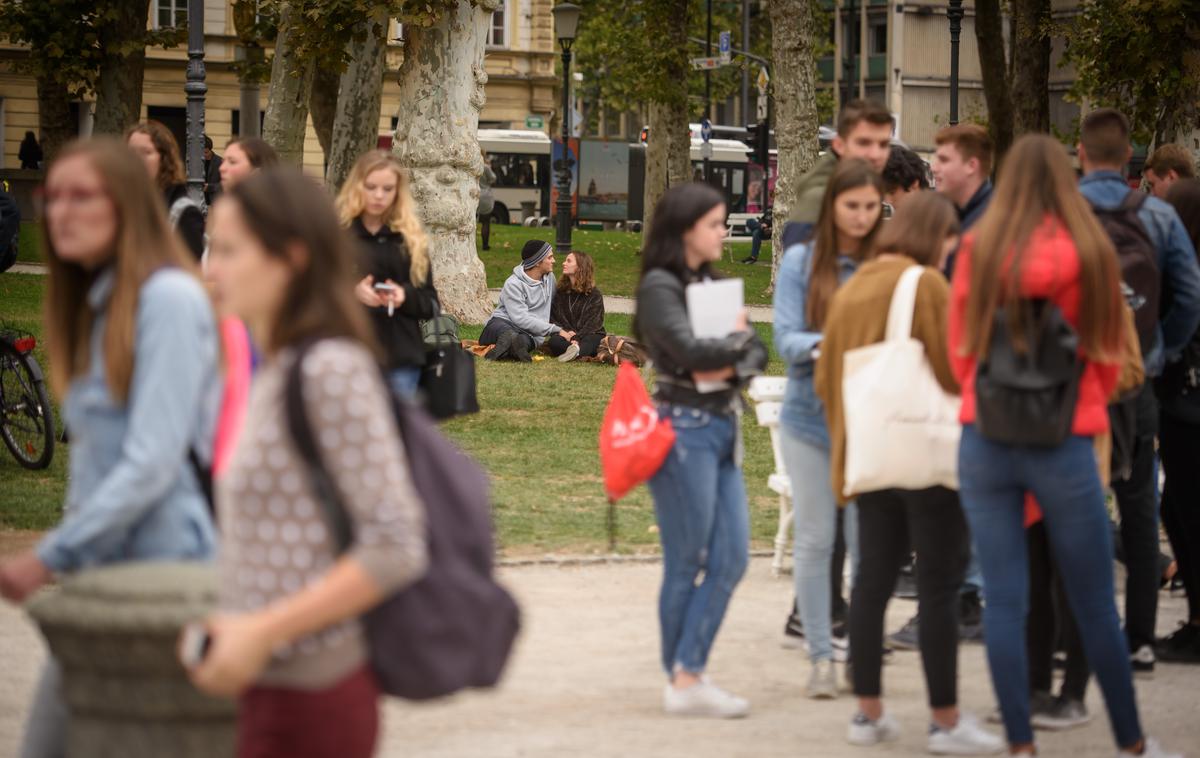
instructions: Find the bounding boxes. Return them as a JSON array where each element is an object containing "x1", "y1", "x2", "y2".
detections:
[{"x1": 600, "y1": 362, "x2": 676, "y2": 503}]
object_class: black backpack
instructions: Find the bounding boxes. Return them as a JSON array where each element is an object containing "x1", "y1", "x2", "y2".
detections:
[
  {"x1": 0, "y1": 186, "x2": 20, "y2": 273},
  {"x1": 285, "y1": 341, "x2": 520, "y2": 700},
  {"x1": 975, "y1": 301, "x2": 1084, "y2": 447},
  {"x1": 1090, "y1": 191, "x2": 1160, "y2": 354}
]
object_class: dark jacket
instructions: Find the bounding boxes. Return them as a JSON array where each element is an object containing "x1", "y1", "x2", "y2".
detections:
[
  {"x1": 943, "y1": 180, "x2": 994, "y2": 279},
  {"x1": 19, "y1": 139, "x2": 42, "y2": 170},
  {"x1": 635, "y1": 268, "x2": 767, "y2": 413},
  {"x1": 204, "y1": 154, "x2": 223, "y2": 206},
  {"x1": 352, "y1": 218, "x2": 439, "y2": 369},
  {"x1": 164, "y1": 184, "x2": 206, "y2": 260},
  {"x1": 550, "y1": 286, "x2": 606, "y2": 338}
]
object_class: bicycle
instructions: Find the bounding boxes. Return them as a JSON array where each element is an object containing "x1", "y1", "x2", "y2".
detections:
[{"x1": 0, "y1": 325, "x2": 55, "y2": 469}]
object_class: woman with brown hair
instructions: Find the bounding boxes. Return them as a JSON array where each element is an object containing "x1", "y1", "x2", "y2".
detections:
[
  {"x1": 0, "y1": 137, "x2": 220, "y2": 757},
  {"x1": 949, "y1": 134, "x2": 1179, "y2": 758},
  {"x1": 219, "y1": 136, "x2": 280, "y2": 190},
  {"x1": 773, "y1": 158, "x2": 882, "y2": 700},
  {"x1": 815, "y1": 192, "x2": 1003, "y2": 753},
  {"x1": 193, "y1": 167, "x2": 427, "y2": 757},
  {"x1": 548, "y1": 250, "x2": 606, "y2": 361},
  {"x1": 126, "y1": 120, "x2": 206, "y2": 259},
  {"x1": 336, "y1": 150, "x2": 438, "y2": 398}
]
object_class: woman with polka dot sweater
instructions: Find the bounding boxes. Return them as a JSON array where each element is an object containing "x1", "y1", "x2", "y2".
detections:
[{"x1": 194, "y1": 167, "x2": 428, "y2": 758}]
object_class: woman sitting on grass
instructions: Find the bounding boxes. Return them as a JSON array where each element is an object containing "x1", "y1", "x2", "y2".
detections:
[{"x1": 547, "y1": 251, "x2": 606, "y2": 362}]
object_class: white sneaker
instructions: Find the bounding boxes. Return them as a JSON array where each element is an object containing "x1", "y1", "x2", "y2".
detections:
[
  {"x1": 848, "y1": 711, "x2": 901, "y2": 746},
  {"x1": 663, "y1": 680, "x2": 749, "y2": 719},
  {"x1": 1117, "y1": 737, "x2": 1183, "y2": 758},
  {"x1": 928, "y1": 714, "x2": 1005, "y2": 755},
  {"x1": 807, "y1": 659, "x2": 838, "y2": 700},
  {"x1": 556, "y1": 342, "x2": 581, "y2": 362}
]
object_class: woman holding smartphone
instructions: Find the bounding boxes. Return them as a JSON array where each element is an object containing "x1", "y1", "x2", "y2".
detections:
[{"x1": 336, "y1": 151, "x2": 438, "y2": 398}]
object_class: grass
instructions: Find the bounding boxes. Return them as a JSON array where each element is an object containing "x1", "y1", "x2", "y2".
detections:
[
  {"x1": 16, "y1": 222, "x2": 40, "y2": 264},
  {"x1": 0, "y1": 273, "x2": 788, "y2": 555}
]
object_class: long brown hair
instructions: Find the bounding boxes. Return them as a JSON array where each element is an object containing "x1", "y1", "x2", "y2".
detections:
[
  {"x1": 226, "y1": 167, "x2": 377, "y2": 356},
  {"x1": 962, "y1": 134, "x2": 1123, "y2": 360},
  {"x1": 806, "y1": 158, "x2": 884, "y2": 329},
  {"x1": 43, "y1": 138, "x2": 197, "y2": 401},
  {"x1": 875, "y1": 191, "x2": 960, "y2": 267},
  {"x1": 226, "y1": 136, "x2": 279, "y2": 170},
  {"x1": 558, "y1": 250, "x2": 596, "y2": 293},
  {"x1": 124, "y1": 120, "x2": 185, "y2": 191},
  {"x1": 335, "y1": 150, "x2": 431, "y2": 286}
]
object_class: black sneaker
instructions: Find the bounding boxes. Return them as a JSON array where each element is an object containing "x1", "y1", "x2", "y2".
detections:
[
  {"x1": 888, "y1": 614, "x2": 920, "y2": 651},
  {"x1": 1158, "y1": 627, "x2": 1200, "y2": 664},
  {"x1": 1032, "y1": 695, "x2": 1092, "y2": 731},
  {"x1": 740, "y1": 256, "x2": 758, "y2": 264},
  {"x1": 783, "y1": 607, "x2": 805, "y2": 649},
  {"x1": 1168, "y1": 575, "x2": 1186, "y2": 596},
  {"x1": 893, "y1": 564, "x2": 918, "y2": 600},
  {"x1": 1130, "y1": 644, "x2": 1156, "y2": 678},
  {"x1": 959, "y1": 592, "x2": 985, "y2": 643},
  {"x1": 1157, "y1": 622, "x2": 1200, "y2": 654},
  {"x1": 486, "y1": 331, "x2": 514, "y2": 361},
  {"x1": 511, "y1": 335, "x2": 532, "y2": 362}
]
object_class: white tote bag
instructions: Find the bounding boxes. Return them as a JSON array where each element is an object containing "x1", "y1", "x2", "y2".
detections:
[{"x1": 841, "y1": 265, "x2": 961, "y2": 496}]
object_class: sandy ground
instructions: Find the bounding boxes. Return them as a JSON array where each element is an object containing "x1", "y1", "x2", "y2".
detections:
[{"x1": 1, "y1": 556, "x2": 1196, "y2": 758}]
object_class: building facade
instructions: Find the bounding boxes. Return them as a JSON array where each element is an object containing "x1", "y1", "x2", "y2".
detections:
[{"x1": 0, "y1": 0, "x2": 559, "y2": 175}]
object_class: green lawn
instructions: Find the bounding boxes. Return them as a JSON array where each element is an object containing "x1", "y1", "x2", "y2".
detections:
[
  {"x1": 16, "y1": 221, "x2": 40, "y2": 264},
  {"x1": 0, "y1": 272, "x2": 787, "y2": 555}
]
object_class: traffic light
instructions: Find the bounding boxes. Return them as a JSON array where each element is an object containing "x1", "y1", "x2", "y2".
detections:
[{"x1": 746, "y1": 121, "x2": 769, "y2": 168}]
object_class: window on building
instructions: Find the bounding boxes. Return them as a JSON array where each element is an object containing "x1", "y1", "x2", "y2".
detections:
[
  {"x1": 231, "y1": 109, "x2": 266, "y2": 138},
  {"x1": 155, "y1": 0, "x2": 188, "y2": 29},
  {"x1": 486, "y1": 2, "x2": 507, "y2": 48},
  {"x1": 870, "y1": 19, "x2": 887, "y2": 55}
]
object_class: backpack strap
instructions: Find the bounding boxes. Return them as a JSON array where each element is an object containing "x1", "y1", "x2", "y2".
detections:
[
  {"x1": 1119, "y1": 190, "x2": 1148, "y2": 213},
  {"x1": 187, "y1": 448, "x2": 215, "y2": 518},
  {"x1": 168, "y1": 194, "x2": 201, "y2": 227},
  {"x1": 284, "y1": 340, "x2": 355, "y2": 554}
]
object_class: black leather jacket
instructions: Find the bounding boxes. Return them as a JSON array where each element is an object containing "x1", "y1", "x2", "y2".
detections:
[{"x1": 635, "y1": 268, "x2": 768, "y2": 413}]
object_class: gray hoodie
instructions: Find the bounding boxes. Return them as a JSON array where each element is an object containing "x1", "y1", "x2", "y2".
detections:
[{"x1": 488, "y1": 264, "x2": 560, "y2": 345}]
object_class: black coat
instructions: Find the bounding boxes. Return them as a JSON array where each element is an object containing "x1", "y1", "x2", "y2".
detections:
[
  {"x1": 164, "y1": 184, "x2": 206, "y2": 260},
  {"x1": 550, "y1": 286, "x2": 606, "y2": 338},
  {"x1": 352, "y1": 218, "x2": 439, "y2": 369}
]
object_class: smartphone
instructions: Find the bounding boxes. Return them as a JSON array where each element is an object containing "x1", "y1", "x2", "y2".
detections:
[
  {"x1": 373, "y1": 283, "x2": 397, "y2": 291},
  {"x1": 179, "y1": 622, "x2": 212, "y2": 667}
]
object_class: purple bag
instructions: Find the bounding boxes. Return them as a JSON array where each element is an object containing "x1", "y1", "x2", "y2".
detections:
[{"x1": 285, "y1": 341, "x2": 520, "y2": 700}]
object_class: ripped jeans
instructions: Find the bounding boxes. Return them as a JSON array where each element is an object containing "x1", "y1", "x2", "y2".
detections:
[{"x1": 647, "y1": 404, "x2": 751, "y2": 675}]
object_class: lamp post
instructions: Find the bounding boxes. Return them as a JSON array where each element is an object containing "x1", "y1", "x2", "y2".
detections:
[
  {"x1": 947, "y1": 0, "x2": 964, "y2": 126},
  {"x1": 552, "y1": 3, "x2": 581, "y2": 255},
  {"x1": 185, "y1": 0, "x2": 207, "y2": 208}
]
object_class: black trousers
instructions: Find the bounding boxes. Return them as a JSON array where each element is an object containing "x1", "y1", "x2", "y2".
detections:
[
  {"x1": 1110, "y1": 383, "x2": 1161, "y2": 651},
  {"x1": 479, "y1": 214, "x2": 491, "y2": 248},
  {"x1": 545, "y1": 332, "x2": 603, "y2": 358},
  {"x1": 1027, "y1": 522, "x2": 1090, "y2": 701},
  {"x1": 1161, "y1": 411, "x2": 1200, "y2": 622},
  {"x1": 479, "y1": 318, "x2": 535, "y2": 352},
  {"x1": 851, "y1": 487, "x2": 968, "y2": 707}
]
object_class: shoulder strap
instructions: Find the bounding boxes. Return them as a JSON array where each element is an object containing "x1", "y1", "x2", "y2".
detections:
[
  {"x1": 1119, "y1": 190, "x2": 1148, "y2": 213},
  {"x1": 284, "y1": 341, "x2": 354, "y2": 554},
  {"x1": 168, "y1": 195, "x2": 200, "y2": 227},
  {"x1": 187, "y1": 448, "x2": 214, "y2": 518},
  {"x1": 884, "y1": 266, "x2": 925, "y2": 342}
]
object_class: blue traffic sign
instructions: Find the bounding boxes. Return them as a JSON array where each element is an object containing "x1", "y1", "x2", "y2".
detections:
[
  {"x1": 700, "y1": 118, "x2": 712, "y2": 143},
  {"x1": 719, "y1": 31, "x2": 731, "y2": 64}
]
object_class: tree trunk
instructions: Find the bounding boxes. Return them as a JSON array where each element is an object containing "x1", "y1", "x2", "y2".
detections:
[
  {"x1": 262, "y1": 2, "x2": 316, "y2": 167},
  {"x1": 309, "y1": 65, "x2": 340, "y2": 158},
  {"x1": 92, "y1": 0, "x2": 151, "y2": 135},
  {"x1": 641, "y1": 0, "x2": 691, "y2": 240},
  {"x1": 36, "y1": 74, "x2": 76, "y2": 164},
  {"x1": 391, "y1": 0, "x2": 498, "y2": 323},
  {"x1": 768, "y1": 0, "x2": 820, "y2": 291},
  {"x1": 974, "y1": 0, "x2": 1014, "y2": 165},
  {"x1": 1010, "y1": 0, "x2": 1051, "y2": 135},
  {"x1": 326, "y1": 8, "x2": 389, "y2": 191}
]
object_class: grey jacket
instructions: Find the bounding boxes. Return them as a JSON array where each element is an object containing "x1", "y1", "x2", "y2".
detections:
[{"x1": 488, "y1": 264, "x2": 561, "y2": 345}]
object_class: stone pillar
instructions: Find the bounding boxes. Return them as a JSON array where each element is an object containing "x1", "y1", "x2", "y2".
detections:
[{"x1": 25, "y1": 562, "x2": 235, "y2": 758}]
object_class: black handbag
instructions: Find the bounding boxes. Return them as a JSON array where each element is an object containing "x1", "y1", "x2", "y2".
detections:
[
  {"x1": 975, "y1": 300, "x2": 1084, "y2": 447},
  {"x1": 419, "y1": 303, "x2": 479, "y2": 419}
]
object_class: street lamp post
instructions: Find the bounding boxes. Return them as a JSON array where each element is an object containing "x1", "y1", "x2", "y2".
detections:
[
  {"x1": 948, "y1": 0, "x2": 964, "y2": 126},
  {"x1": 185, "y1": 0, "x2": 207, "y2": 208},
  {"x1": 552, "y1": 3, "x2": 581, "y2": 255}
]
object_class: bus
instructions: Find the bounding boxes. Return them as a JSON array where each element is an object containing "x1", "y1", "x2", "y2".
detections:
[{"x1": 479, "y1": 129, "x2": 552, "y2": 224}]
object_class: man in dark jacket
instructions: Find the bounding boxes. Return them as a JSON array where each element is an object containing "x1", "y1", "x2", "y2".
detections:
[
  {"x1": 203, "y1": 135, "x2": 223, "y2": 206},
  {"x1": 933, "y1": 124, "x2": 994, "y2": 233}
]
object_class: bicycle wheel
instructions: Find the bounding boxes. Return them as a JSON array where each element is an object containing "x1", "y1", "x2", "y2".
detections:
[{"x1": 0, "y1": 342, "x2": 55, "y2": 470}]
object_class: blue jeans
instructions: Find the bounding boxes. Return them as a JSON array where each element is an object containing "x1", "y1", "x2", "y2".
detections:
[
  {"x1": 388, "y1": 366, "x2": 422, "y2": 399},
  {"x1": 648, "y1": 405, "x2": 750, "y2": 675},
  {"x1": 958, "y1": 425, "x2": 1142, "y2": 748},
  {"x1": 780, "y1": 428, "x2": 859, "y2": 662}
]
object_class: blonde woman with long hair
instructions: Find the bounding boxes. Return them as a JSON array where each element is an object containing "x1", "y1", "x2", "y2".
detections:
[{"x1": 335, "y1": 151, "x2": 438, "y2": 397}]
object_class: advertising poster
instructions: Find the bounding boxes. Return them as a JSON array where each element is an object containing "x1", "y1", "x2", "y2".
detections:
[
  {"x1": 578, "y1": 140, "x2": 630, "y2": 221},
  {"x1": 550, "y1": 138, "x2": 580, "y2": 217}
]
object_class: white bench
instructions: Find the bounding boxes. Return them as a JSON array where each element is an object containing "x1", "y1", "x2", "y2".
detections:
[{"x1": 748, "y1": 376, "x2": 792, "y2": 577}]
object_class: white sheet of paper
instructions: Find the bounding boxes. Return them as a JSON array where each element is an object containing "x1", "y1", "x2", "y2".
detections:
[{"x1": 686, "y1": 278, "x2": 744, "y2": 393}]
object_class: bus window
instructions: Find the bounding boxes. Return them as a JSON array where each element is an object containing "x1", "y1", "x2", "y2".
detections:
[{"x1": 492, "y1": 154, "x2": 542, "y2": 188}]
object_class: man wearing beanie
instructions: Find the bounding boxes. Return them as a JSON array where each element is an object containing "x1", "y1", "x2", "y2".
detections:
[{"x1": 480, "y1": 239, "x2": 577, "y2": 361}]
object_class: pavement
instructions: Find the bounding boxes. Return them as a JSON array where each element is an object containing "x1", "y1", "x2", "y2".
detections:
[{"x1": 2, "y1": 555, "x2": 1196, "y2": 757}]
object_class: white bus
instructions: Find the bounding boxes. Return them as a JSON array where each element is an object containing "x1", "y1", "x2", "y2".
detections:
[{"x1": 478, "y1": 129, "x2": 552, "y2": 224}]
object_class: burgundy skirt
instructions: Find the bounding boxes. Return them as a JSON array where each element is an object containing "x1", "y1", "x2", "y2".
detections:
[{"x1": 237, "y1": 667, "x2": 380, "y2": 758}]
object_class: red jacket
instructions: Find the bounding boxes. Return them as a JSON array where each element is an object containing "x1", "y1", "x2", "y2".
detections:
[{"x1": 948, "y1": 216, "x2": 1121, "y2": 437}]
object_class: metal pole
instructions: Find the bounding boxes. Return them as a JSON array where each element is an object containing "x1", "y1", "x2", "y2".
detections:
[
  {"x1": 842, "y1": 0, "x2": 854, "y2": 111},
  {"x1": 948, "y1": 0, "x2": 964, "y2": 126},
  {"x1": 704, "y1": 0, "x2": 712, "y2": 183},
  {"x1": 741, "y1": 0, "x2": 750, "y2": 126},
  {"x1": 555, "y1": 44, "x2": 574, "y2": 254},
  {"x1": 185, "y1": 0, "x2": 207, "y2": 209}
]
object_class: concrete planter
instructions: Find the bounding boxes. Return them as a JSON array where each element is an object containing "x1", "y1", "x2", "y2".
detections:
[{"x1": 25, "y1": 562, "x2": 236, "y2": 758}]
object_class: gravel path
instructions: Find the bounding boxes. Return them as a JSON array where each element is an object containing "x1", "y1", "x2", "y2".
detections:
[{"x1": 2, "y1": 556, "x2": 1195, "y2": 757}]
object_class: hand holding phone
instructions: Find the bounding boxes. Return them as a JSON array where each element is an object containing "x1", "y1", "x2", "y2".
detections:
[{"x1": 374, "y1": 283, "x2": 398, "y2": 316}]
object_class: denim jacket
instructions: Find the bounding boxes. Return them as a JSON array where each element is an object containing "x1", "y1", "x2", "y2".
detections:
[
  {"x1": 773, "y1": 240, "x2": 861, "y2": 448},
  {"x1": 36, "y1": 267, "x2": 221, "y2": 574},
  {"x1": 1079, "y1": 171, "x2": 1200, "y2": 377}
]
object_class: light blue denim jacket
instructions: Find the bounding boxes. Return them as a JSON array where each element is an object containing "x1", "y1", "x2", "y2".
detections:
[
  {"x1": 1079, "y1": 171, "x2": 1200, "y2": 377},
  {"x1": 772, "y1": 240, "x2": 861, "y2": 449},
  {"x1": 36, "y1": 267, "x2": 221, "y2": 574}
]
